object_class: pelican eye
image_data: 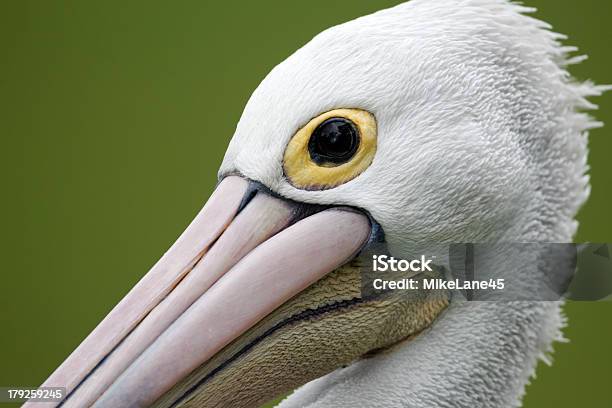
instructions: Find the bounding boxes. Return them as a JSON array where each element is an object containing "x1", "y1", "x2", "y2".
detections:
[
  {"x1": 283, "y1": 108, "x2": 377, "y2": 190},
  {"x1": 308, "y1": 118, "x2": 360, "y2": 165}
]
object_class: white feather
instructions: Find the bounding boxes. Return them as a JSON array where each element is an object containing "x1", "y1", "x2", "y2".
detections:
[{"x1": 218, "y1": 0, "x2": 607, "y2": 406}]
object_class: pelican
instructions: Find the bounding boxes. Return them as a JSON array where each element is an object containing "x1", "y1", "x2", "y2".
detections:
[{"x1": 33, "y1": 0, "x2": 607, "y2": 407}]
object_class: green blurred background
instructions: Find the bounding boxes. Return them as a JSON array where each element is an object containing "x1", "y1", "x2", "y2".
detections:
[{"x1": 0, "y1": 1, "x2": 610, "y2": 407}]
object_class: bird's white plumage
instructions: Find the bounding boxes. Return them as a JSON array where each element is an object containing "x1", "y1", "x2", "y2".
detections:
[{"x1": 219, "y1": 0, "x2": 607, "y2": 406}]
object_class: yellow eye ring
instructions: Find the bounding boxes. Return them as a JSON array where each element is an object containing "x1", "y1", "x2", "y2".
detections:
[{"x1": 283, "y1": 108, "x2": 377, "y2": 190}]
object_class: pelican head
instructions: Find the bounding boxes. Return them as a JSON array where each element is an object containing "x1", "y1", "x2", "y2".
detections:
[{"x1": 37, "y1": 0, "x2": 606, "y2": 407}]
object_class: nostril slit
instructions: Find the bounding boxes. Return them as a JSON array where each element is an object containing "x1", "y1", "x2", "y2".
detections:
[{"x1": 236, "y1": 184, "x2": 260, "y2": 214}]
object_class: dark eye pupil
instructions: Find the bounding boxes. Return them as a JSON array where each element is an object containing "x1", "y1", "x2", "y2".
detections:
[{"x1": 308, "y1": 118, "x2": 360, "y2": 165}]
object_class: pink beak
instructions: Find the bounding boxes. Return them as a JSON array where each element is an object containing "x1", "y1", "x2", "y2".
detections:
[{"x1": 31, "y1": 176, "x2": 371, "y2": 407}]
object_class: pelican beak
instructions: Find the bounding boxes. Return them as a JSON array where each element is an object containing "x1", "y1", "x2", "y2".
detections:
[
  {"x1": 34, "y1": 176, "x2": 374, "y2": 407},
  {"x1": 35, "y1": 175, "x2": 448, "y2": 408}
]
